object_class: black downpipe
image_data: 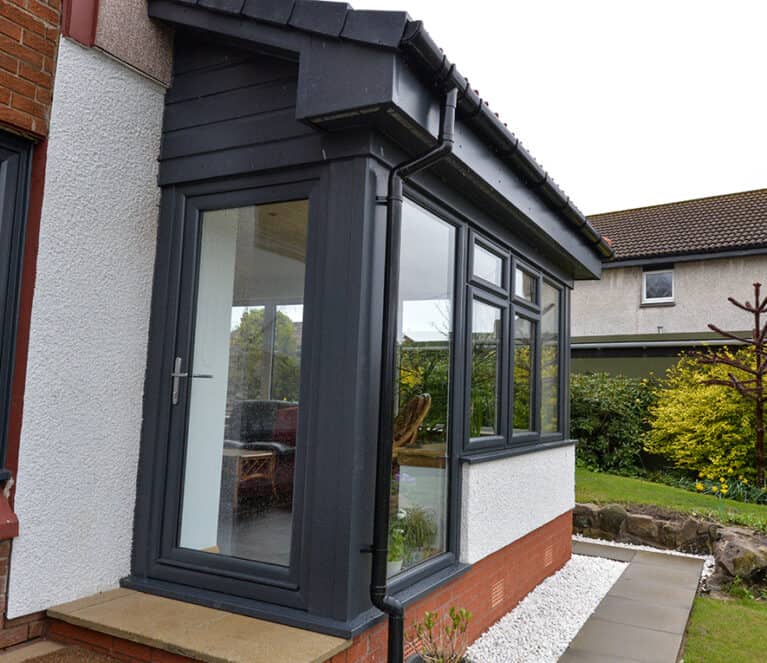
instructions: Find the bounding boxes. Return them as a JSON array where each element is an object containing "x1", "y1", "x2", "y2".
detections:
[{"x1": 369, "y1": 86, "x2": 458, "y2": 663}]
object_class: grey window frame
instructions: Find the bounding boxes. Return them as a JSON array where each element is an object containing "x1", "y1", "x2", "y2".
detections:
[
  {"x1": 464, "y1": 287, "x2": 510, "y2": 453},
  {"x1": 0, "y1": 131, "x2": 32, "y2": 473}
]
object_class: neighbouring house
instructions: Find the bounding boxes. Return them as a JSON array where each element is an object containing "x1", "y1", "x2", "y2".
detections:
[
  {"x1": 0, "y1": 2, "x2": 611, "y2": 662},
  {"x1": 572, "y1": 189, "x2": 767, "y2": 377}
]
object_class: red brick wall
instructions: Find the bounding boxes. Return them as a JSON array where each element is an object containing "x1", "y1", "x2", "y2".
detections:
[
  {"x1": 42, "y1": 512, "x2": 571, "y2": 662},
  {"x1": 327, "y1": 510, "x2": 573, "y2": 663},
  {"x1": 0, "y1": 540, "x2": 45, "y2": 648},
  {"x1": 47, "y1": 621, "x2": 198, "y2": 663},
  {"x1": 0, "y1": 0, "x2": 61, "y2": 137}
]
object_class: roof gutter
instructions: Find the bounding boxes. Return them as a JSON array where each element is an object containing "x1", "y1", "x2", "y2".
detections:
[{"x1": 398, "y1": 21, "x2": 615, "y2": 261}]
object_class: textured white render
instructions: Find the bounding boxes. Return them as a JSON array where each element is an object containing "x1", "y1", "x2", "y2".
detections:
[
  {"x1": 7, "y1": 40, "x2": 164, "y2": 618},
  {"x1": 572, "y1": 255, "x2": 767, "y2": 337},
  {"x1": 460, "y1": 445, "x2": 574, "y2": 564}
]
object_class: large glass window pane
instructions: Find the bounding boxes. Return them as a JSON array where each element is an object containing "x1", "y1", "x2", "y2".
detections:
[
  {"x1": 540, "y1": 282, "x2": 560, "y2": 434},
  {"x1": 513, "y1": 315, "x2": 534, "y2": 433},
  {"x1": 179, "y1": 200, "x2": 307, "y2": 566},
  {"x1": 389, "y1": 201, "x2": 455, "y2": 577},
  {"x1": 469, "y1": 300, "x2": 502, "y2": 438},
  {"x1": 473, "y1": 242, "x2": 503, "y2": 287}
]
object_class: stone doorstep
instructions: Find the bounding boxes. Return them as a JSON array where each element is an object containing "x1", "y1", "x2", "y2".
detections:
[
  {"x1": 46, "y1": 589, "x2": 350, "y2": 663},
  {"x1": 0, "y1": 641, "x2": 66, "y2": 662},
  {"x1": 568, "y1": 540, "x2": 704, "y2": 663}
]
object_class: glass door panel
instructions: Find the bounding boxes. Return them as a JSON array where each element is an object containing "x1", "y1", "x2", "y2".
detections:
[{"x1": 178, "y1": 200, "x2": 308, "y2": 567}]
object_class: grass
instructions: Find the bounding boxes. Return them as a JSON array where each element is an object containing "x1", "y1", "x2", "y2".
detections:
[
  {"x1": 683, "y1": 596, "x2": 767, "y2": 662},
  {"x1": 575, "y1": 467, "x2": 767, "y2": 530}
]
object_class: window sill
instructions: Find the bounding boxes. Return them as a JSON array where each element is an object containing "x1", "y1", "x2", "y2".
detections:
[
  {"x1": 640, "y1": 301, "x2": 675, "y2": 308},
  {"x1": 460, "y1": 438, "x2": 576, "y2": 464}
]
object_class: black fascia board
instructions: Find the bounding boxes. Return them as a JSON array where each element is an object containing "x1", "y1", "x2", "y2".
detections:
[{"x1": 148, "y1": 0, "x2": 612, "y2": 275}]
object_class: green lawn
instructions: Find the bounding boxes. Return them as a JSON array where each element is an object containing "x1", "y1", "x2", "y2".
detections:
[
  {"x1": 575, "y1": 467, "x2": 767, "y2": 530},
  {"x1": 683, "y1": 597, "x2": 767, "y2": 662}
]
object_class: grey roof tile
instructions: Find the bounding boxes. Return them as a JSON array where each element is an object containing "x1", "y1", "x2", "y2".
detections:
[{"x1": 589, "y1": 189, "x2": 767, "y2": 261}]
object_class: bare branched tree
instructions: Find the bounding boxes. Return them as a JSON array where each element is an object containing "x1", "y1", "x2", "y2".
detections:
[{"x1": 697, "y1": 282, "x2": 767, "y2": 487}]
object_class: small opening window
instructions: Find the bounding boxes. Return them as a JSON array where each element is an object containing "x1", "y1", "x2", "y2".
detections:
[
  {"x1": 472, "y1": 241, "x2": 504, "y2": 288},
  {"x1": 643, "y1": 269, "x2": 674, "y2": 304},
  {"x1": 514, "y1": 267, "x2": 537, "y2": 304}
]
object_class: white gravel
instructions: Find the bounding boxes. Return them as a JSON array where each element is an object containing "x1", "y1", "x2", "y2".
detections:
[
  {"x1": 466, "y1": 554, "x2": 626, "y2": 663},
  {"x1": 572, "y1": 534, "x2": 716, "y2": 584}
]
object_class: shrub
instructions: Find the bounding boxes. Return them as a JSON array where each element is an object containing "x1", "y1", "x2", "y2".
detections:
[
  {"x1": 571, "y1": 372, "x2": 658, "y2": 474},
  {"x1": 643, "y1": 349, "x2": 756, "y2": 482},
  {"x1": 408, "y1": 607, "x2": 472, "y2": 663}
]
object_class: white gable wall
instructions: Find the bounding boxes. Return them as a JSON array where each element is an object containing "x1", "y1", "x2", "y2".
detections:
[
  {"x1": 572, "y1": 254, "x2": 767, "y2": 338},
  {"x1": 7, "y1": 39, "x2": 164, "y2": 618}
]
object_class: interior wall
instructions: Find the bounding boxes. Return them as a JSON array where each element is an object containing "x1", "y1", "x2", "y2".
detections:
[
  {"x1": 460, "y1": 444, "x2": 574, "y2": 564},
  {"x1": 7, "y1": 39, "x2": 164, "y2": 618},
  {"x1": 178, "y1": 210, "x2": 238, "y2": 550}
]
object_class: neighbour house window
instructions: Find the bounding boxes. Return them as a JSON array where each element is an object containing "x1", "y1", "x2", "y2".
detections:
[{"x1": 642, "y1": 269, "x2": 674, "y2": 304}]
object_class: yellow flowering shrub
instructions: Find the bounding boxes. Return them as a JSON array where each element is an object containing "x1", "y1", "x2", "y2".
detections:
[{"x1": 643, "y1": 349, "x2": 757, "y2": 481}]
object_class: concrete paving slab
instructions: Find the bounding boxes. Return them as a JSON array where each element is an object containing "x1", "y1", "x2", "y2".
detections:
[
  {"x1": 558, "y1": 647, "x2": 644, "y2": 662},
  {"x1": 564, "y1": 540, "x2": 704, "y2": 662},
  {"x1": 567, "y1": 617, "x2": 682, "y2": 663},
  {"x1": 621, "y1": 559, "x2": 702, "y2": 587},
  {"x1": 572, "y1": 540, "x2": 636, "y2": 562},
  {"x1": 593, "y1": 594, "x2": 691, "y2": 634}
]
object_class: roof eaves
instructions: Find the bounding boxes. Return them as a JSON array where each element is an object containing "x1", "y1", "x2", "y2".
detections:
[{"x1": 162, "y1": 0, "x2": 614, "y2": 262}]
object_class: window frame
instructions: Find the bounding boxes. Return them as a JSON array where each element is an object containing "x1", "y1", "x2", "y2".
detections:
[
  {"x1": 464, "y1": 287, "x2": 510, "y2": 453},
  {"x1": 0, "y1": 131, "x2": 32, "y2": 472},
  {"x1": 642, "y1": 268, "x2": 675, "y2": 305},
  {"x1": 404, "y1": 186, "x2": 571, "y2": 466},
  {"x1": 386, "y1": 190, "x2": 467, "y2": 591},
  {"x1": 539, "y1": 278, "x2": 565, "y2": 440}
]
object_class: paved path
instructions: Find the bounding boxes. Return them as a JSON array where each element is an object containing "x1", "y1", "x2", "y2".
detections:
[{"x1": 560, "y1": 541, "x2": 703, "y2": 663}]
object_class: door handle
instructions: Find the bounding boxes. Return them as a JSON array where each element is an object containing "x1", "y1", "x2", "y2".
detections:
[
  {"x1": 171, "y1": 356, "x2": 187, "y2": 406},
  {"x1": 171, "y1": 358, "x2": 215, "y2": 405}
]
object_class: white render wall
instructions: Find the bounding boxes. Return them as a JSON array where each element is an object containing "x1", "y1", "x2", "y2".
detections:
[
  {"x1": 7, "y1": 39, "x2": 164, "y2": 618},
  {"x1": 460, "y1": 445, "x2": 574, "y2": 564},
  {"x1": 572, "y1": 255, "x2": 767, "y2": 338}
]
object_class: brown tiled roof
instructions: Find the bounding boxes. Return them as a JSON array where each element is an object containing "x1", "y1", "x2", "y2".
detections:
[{"x1": 588, "y1": 189, "x2": 767, "y2": 262}]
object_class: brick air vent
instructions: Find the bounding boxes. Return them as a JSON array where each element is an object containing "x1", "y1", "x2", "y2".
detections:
[
  {"x1": 490, "y1": 579, "x2": 504, "y2": 608},
  {"x1": 544, "y1": 544, "x2": 554, "y2": 568}
]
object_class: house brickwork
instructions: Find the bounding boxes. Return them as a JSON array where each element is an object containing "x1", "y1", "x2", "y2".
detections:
[
  {"x1": 0, "y1": 0, "x2": 61, "y2": 137},
  {"x1": 326, "y1": 511, "x2": 572, "y2": 663},
  {"x1": 0, "y1": 541, "x2": 46, "y2": 648},
  {"x1": 39, "y1": 512, "x2": 572, "y2": 661}
]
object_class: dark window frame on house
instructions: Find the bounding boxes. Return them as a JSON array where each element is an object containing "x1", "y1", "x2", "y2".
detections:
[{"x1": 0, "y1": 131, "x2": 32, "y2": 474}]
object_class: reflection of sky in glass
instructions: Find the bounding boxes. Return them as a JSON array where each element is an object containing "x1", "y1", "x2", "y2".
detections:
[
  {"x1": 401, "y1": 299, "x2": 451, "y2": 342},
  {"x1": 230, "y1": 304, "x2": 303, "y2": 331},
  {"x1": 473, "y1": 301, "x2": 500, "y2": 334},
  {"x1": 474, "y1": 244, "x2": 502, "y2": 286}
]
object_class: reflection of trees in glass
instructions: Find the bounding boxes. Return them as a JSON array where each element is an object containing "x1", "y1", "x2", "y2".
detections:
[
  {"x1": 227, "y1": 308, "x2": 301, "y2": 406},
  {"x1": 397, "y1": 340, "x2": 450, "y2": 443},
  {"x1": 513, "y1": 343, "x2": 532, "y2": 431},
  {"x1": 470, "y1": 332, "x2": 499, "y2": 437},
  {"x1": 540, "y1": 283, "x2": 560, "y2": 433}
]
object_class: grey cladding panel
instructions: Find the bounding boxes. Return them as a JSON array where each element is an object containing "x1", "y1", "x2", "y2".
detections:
[{"x1": 161, "y1": 36, "x2": 312, "y2": 182}]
